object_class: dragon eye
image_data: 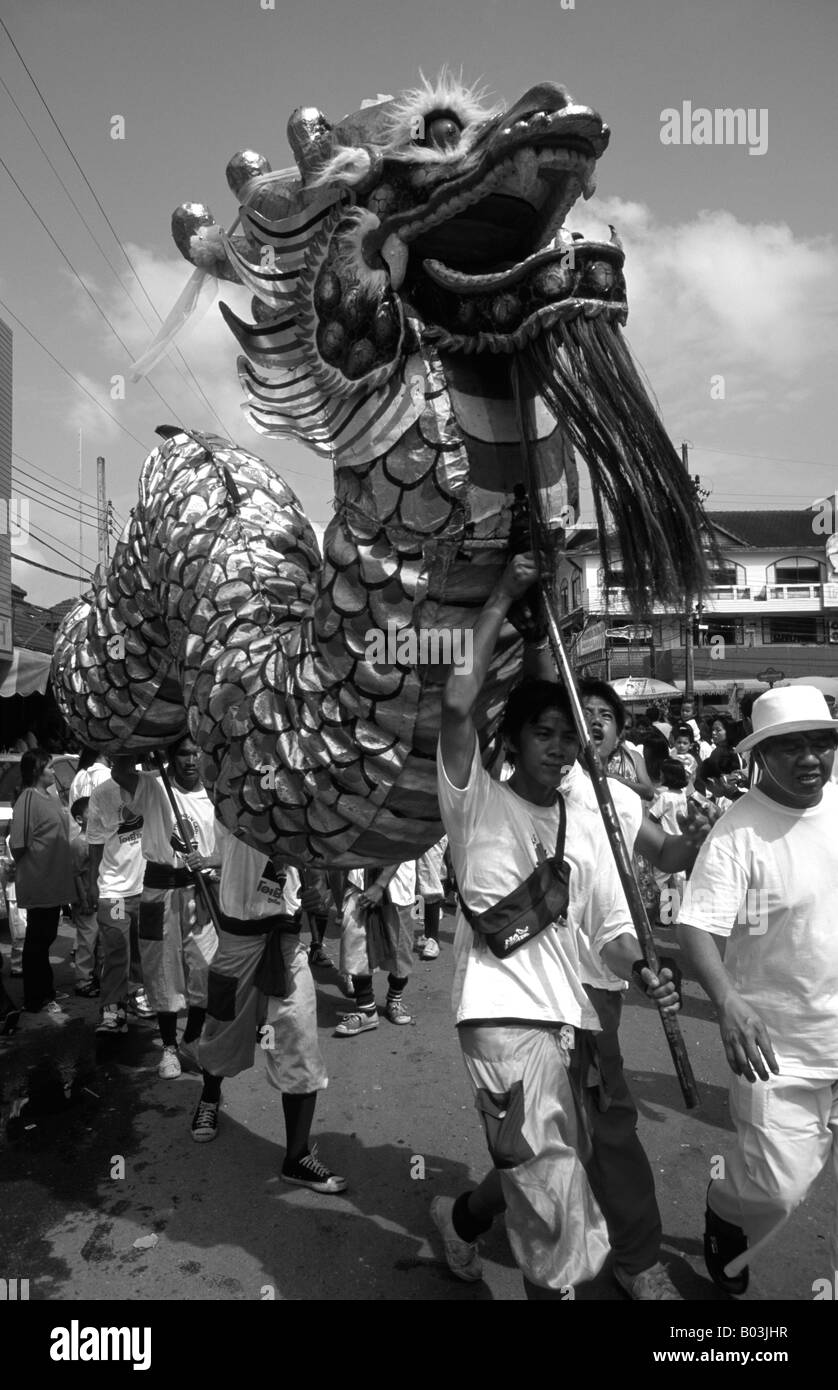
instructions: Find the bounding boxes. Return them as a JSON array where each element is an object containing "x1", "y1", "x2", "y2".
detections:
[{"x1": 424, "y1": 115, "x2": 462, "y2": 150}]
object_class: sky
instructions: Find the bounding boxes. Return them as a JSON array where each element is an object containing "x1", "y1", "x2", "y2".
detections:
[{"x1": 1, "y1": 0, "x2": 836, "y2": 605}]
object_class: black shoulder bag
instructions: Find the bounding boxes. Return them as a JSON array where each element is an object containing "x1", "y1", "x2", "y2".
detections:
[{"x1": 459, "y1": 796, "x2": 570, "y2": 958}]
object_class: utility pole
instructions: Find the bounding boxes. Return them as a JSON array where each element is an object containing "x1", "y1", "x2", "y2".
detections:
[
  {"x1": 682, "y1": 441, "x2": 695, "y2": 702},
  {"x1": 96, "y1": 456, "x2": 108, "y2": 572}
]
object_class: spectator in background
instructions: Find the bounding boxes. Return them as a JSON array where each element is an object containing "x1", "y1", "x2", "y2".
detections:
[
  {"x1": 70, "y1": 797, "x2": 100, "y2": 998},
  {"x1": 88, "y1": 765, "x2": 152, "y2": 1035},
  {"x1": 670, "y1": 726, "x2": 699, "y2": 783},
  {"x1": 678, "y1": 698, "x2": 701, "y2": 744},
  {"x1": 648, "y1": 758, "x2": 690, "y2": 906},
  {"x1": 646, "y1": 704, "x2": 672, "y2": 741},
  {"x1": 69, "y1": 746, "x2": 111, "y2": 810},
  {"x1": 713, "y1": 751, "x2": 748, "y2": 811},
  {"x1": 10, "y1": 749, "x2": 74, "y2": 1016},
  {"x1": 698, "y1": 716, "x2": 744, "y2": 798}
]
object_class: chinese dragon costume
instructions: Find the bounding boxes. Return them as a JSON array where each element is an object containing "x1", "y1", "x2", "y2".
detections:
[{"x1": 52, "y1": 73, "x2": 708, "y2": 867}]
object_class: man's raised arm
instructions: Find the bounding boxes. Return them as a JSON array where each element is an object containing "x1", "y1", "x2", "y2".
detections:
[{"x1": 440, "y1": 553, "x2": 539, "y2": 790}]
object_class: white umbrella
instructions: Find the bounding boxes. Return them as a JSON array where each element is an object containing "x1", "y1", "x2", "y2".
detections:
[
  {"x1": 609, "y1": 677, "x2": 680, "y2": 701},
  {"x1": 775, "y1": 676, "x2": 838, "y2": 699}
]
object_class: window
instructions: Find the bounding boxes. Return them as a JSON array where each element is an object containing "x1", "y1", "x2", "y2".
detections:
[
  {"x1": 768, "y1": 556, "x2": 823, "y2": 585},
  {"x1": 571, "y1": 575, "x2": 582, "y2": 610},
  {"x1": 704, "y1": 617, "x2": 738, "y2": 646},
  {"x1": 560, "y1": 580, "x2": 569, "y2": 616},
  {"x1": 708, "y1": 561, "x2": 746, "y2": 587},
  {"x1": 766, "y1": 616, "x2": 821, "y2": 645}
]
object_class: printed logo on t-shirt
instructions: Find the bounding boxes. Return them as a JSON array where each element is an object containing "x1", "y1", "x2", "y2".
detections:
[
  {"x1": 256, "y1": 860, "x2": 288, "y2": 907},
  {"x1": 532, "y1": 833, "x2": 548, "y2": 864},
  {"x1": 170, "y1": 814, "x2": 199, "y2": 859},
  {"x1": 117, "y1": 803, "x2": 143, "y2": 845}
]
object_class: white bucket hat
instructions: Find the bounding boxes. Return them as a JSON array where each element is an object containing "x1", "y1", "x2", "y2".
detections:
[{"x1": 737, "y1": 685, "x2": 838, "y2": 753}]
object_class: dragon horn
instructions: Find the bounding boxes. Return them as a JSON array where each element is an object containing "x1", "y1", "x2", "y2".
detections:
[{"x1": 287, "y1": 106, "x2": 334, "y2": 182}]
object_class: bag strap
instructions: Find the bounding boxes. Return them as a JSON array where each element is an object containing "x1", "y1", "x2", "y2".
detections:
[{"x1": 459, "y1": 793, "x2": 567, "y2": 928}]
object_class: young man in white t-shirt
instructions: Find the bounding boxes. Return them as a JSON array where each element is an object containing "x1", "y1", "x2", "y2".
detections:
[
  {"x1": 88, "y1": 769, "x2": 152, "y2": 1031},
  {"x1": 190, "y1": 821, "x2": 346, "y2": 1193},
  {"x1": 679, "y1": 686, "x2": 838, "y2": 1295},
  {"x1": 111, "y1": 738, "x2": 219, "y2": 1079},
  {"x1": 433, "y1": 552, "x2": 680, "y2": 1299}
]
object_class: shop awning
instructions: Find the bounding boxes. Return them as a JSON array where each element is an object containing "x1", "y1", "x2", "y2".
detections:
[{"x1": 0, "y1": 647, "x2": 53, "y2": 698}]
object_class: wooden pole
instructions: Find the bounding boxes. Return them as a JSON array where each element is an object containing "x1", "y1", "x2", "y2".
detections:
[
  {"x1": 96, "y1": 456, "x2": 108, "y2": 572},
  {"x1": 512, "y1": 360, "x2": 700, "y2": 1109},
  {"x1": 153, "y1": 751, "x2": 222, "y2": 934}
]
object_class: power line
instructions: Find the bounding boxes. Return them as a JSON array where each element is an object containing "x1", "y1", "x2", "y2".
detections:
[
  {"x1": 693, "y1": 444, "x2": 833, "y2": 471},
  {"x1": 11, "y1": 552, "x2": 85, "y2": 582},
  {"x1": 13, "y1": 469, "x2": 100, "y2": 521},
  {"x1": 0, "y1": 151, "x2": 188, "y2": 430},
  {"x1": 16, "y1": 486, "x2": 99, "y2": 533},
  {"x1": 0, "y1": 16, "x2": 235, "y2": 441},
  {"x1": 0, "y1": 295, "x2": 149, "y2": 450},
  {"x1": 29, "y1": 522, "x2": 95, "y2": 571},
  {"x1": 12, "y1": 449, "x2": 98, "y2": 505}
]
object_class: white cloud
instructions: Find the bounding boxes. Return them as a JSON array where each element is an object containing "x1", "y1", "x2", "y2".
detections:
[{"x1": 567, "y1": 196, "x2": 838, "y2": 393}]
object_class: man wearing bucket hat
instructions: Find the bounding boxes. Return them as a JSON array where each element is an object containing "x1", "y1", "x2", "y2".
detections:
[{"x1": 678, "y1": 685, "x2": 838, "y2": 1295}]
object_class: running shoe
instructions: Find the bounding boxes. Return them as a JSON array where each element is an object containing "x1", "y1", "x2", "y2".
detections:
[
  {"x1": 96, "y1": 1002, "x2": 128, "y2": 1035},
  {"x1": 281, "y1": 1145, "x2": 348, "y2": 1194},
  {"x1": 430, "y1": 1196, "x2": 483, "y2": 1283},
  {"x1": 126, "y1": 989, "x2": 154, "y2": 1018},
  {"x1": 415, "y1": 934, "x2": 428, "y2": 953},
  {"x1": 158, "y1": 1045, "x2": 182, "y2": 1079},
  {"x1": 383, "y1": 998, "x2": 412, "y2": 1025},
  {"x1": 41, "y1": 1000, "x2": 65, "y2": 1017},
  {"x1": 420, "y1": 938, "x2": 440, "y2": 961},
  {"x1": 334, "y1": 1009, "x2": 378, "y2": 1037},
  {"x1": 308, "y1": 943, "x2": 332, "y2": 969},
  {"x1": 191, "y1": 1099, "x2": 219, "y2": 1143}
]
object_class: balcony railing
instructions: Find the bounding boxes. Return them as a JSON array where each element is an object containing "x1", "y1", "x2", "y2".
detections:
[
  {"x1": 708, "y1": 585, "x2": 752, "y2": 601},
  {"x1": 765, "y1": 584, "x2": 821, "y2": 601}
]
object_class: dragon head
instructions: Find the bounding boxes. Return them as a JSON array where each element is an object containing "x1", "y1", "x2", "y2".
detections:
[
  {"x1": 172, "y1": 72, "x2": 621, "y2": 419},
  {"x1": 172, "y1": 72, "x2": 708, "y2": 610}
]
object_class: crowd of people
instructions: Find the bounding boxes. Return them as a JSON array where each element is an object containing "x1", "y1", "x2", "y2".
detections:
[{"x1": 1, "y1": 558, "x2": 836, "y2": 1300}]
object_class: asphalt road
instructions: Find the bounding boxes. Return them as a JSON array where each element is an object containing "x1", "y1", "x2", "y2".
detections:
[{"x1": 0, "y1": 909, "x2": 831, "y2": 1303}]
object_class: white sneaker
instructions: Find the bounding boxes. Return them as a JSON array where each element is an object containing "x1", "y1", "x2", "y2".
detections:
[
  {"x1": 420, "y1": 938, "x2": 440, "y2": 960},
  {"x1": 415, "y1": 935, "x2": 428, "y2": 953},
  {"x1": 158, "y1": 1045, "x2": 182, "y2": 1079},
  {"x1": 430, "y1": 1195, "x2": 483, "y2": 1283}
]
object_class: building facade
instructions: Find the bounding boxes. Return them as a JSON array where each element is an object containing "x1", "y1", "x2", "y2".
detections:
[{"x1": 560, "y1": 510, "x2": 838, "y2": 694}]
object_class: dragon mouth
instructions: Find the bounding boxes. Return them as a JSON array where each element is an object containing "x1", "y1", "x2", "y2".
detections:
[{"x1": 365, "y1": 97, "x2": 622, "y2": 350}]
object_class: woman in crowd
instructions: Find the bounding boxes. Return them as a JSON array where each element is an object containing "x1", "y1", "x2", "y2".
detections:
[
  {"x1": 10, "y1": 749, "x2": 74, "y2": 1015},
  {"x1": 697, "y1": 715, "x2": 743, "y2": 797}
]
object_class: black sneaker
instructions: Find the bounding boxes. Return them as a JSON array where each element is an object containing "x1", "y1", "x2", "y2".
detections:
[
  {"x1": 191, "y1": 1099, "x2": 219, "y2": 1144},
  {"x1": 704, "y1": 1203, "x2": 749, "y2": 1295},
  {"x1": 281, "y1": 1145, "x2": 348, "y2": 1195},
  {"x1": 75, "y1": 981, "x2": 101, "y2": 998}
]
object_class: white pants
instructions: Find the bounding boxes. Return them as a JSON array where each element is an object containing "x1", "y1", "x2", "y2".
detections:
[{"x1": 710, "y1": 1071, "x2": 838, "y2": 1274}]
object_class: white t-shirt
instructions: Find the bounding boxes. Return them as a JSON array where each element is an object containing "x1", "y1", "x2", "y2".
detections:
[
  {"x1": 69, "y1": 762, "x2": 111, "y2": 810},
  {"x1": 126, "y1": 772, "x2": 217, "y2": 868},
  {"x1": 216, "y1": 821, "x2": 300, "y2": 919},
  {"x1": 680, "y1": 782, "x2": 838, "y2": 1077},
  {"x1": 87, "y1": 779, "x2": 145, "y2": 897},
  {"x1": 560, "y1": 762, "x2": 643, "y2": 992},
  {"x1": 388, "y1": 860, "x2": 417, "y2": 907},
  {"x1": 437, "y1": 738, "x2": 633, "y2": 1029}
]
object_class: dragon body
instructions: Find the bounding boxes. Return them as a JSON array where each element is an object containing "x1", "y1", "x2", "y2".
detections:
[{"x1": 53, "y1": 74, "x2": 707, "y2": 867}]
